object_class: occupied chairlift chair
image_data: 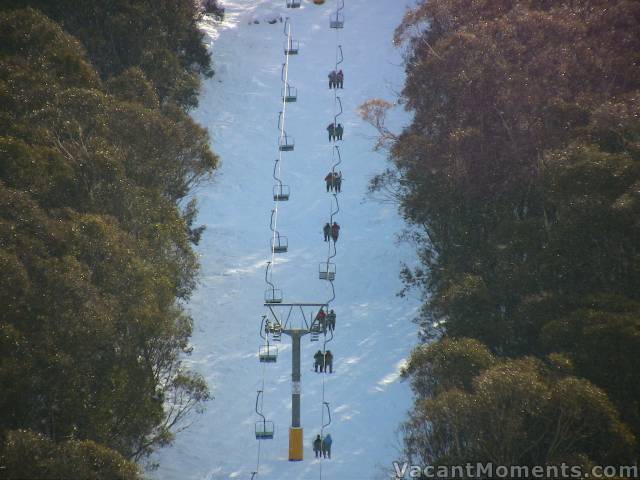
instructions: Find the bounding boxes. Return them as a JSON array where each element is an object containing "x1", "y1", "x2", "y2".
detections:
[{"x1": 255, "y1": 390, "x2": 275, "y2": 440}]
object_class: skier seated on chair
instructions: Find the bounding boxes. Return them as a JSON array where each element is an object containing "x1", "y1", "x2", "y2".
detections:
[
  {"x1": 336, "y1": 70, "x2": 343, "y2": 88},
  {"x1": 335, "y1": 123, "x2": 344, "y2": 140},
  {"x1": 324, "y1": 350, "x2": 333, "y2": 374},
  {"x1": 316, "y1": 307, "x2": 326, "y2": 326},
  {"x1": 314, "y1": 350, "x2": 324, "y2": 373},
  {"x1": 325, "y1": 172, "x2": 335, "y2": 192},
  {"x1": 334, "y1": 171, "x2": 342, "y2": 193},
  {"x1": 327, "y1": 310, "x2": 336, "y2": 331},
  {"x1": 328, "y1": 70, "x2": 337, "y2": 89},
  {"x1": 322, "y1": 433, "x2": 333, "y2": 458},
  {"x1": 323, "y1": 222, "x2": 331, "y2": 242},
  {"x1": 313, "y1": 434, "x2": 323, "y2": 457},
  {"x1": 327, "y1": 123, "x2": 336, "y2": 141},
  {"x1": 319, "y1": 308, "x2": 328, "y2": 333},
  {"x1": 331, "y1": 222, "x2": 340, "y2": 243}
]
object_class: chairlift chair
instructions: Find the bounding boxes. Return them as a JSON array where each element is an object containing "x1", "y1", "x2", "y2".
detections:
[
  {"x1": 265, "y1": 287, "x2": 283, "y2": 304},
  {"x1": 270, "y1": 324, "x2": 282, "y2": 342},
  {"x1": 330, "y1": 13, "x2": 344, "y2": 29},
  {"x1": 282, "y1": 85, "x2": 298, "y2": 103},
  {"x1": 271, "y1": 235, "x2": 288, "y2": 253},
  {"x1": 255, "y1": 420, "x2": 275, "y2": 439},
  {"x1": 319, "y1": 262, "x2": 336, "y2": 281},
  {"x1": 255, "y1": 391, "x2": 275, "y2": 439},
  {"x1": 279, "y1": 134, "x2": 295, "y2": 151},
  {"x1": 310, "y1": 323, "x2": 322, "y2": 341},
  {"x1": 273, "y1": 184, "x2": 290, "y2": 201},
  {"x1": 259, "y1": 344, "x2": 278, "y2": 363},
  {"x1": 284, "y1": 39, "x2": 299, "y2": 55}
]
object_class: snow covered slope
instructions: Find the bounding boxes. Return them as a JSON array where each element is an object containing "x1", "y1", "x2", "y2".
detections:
[{"x1": 152, "y1": 1, "x2": 419, "y2": 479}]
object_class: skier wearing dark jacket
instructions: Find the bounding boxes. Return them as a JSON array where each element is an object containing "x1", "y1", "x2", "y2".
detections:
[
  {"x1": 324, "y1": 350, "x2": 333, "y2": 374},
  {"x1": 327, "y1": 123, "x2": 335, "y2": 141},
  {"x1": 328, "y1": 70, "x2": 337, "y2": 89},
  {"x1": 327, "y1": 310, "x2": 336, "y2": 331},
  {"x1": 323, "y1": 222, "x2": 331, "y2": 242},
  {"x1": 334, "y1": 172, "x2": 342, "y2": 193},
  {"x1": 314, "y1": 350, "x2": 324, "y2": 373},
  {"x1": 325, "y1": 172, "x2": 334, "y2": 192},
  {"x1": 313, "y1": 434, "x2": 323, "y2": 457}
]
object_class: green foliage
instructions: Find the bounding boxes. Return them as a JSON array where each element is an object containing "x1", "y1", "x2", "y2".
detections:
[
  {"x1": 402, "y1": 338, "x2": 496, "y2": 398},
  {"x1": 0, "y1": 430, "x2": 141, "y2": 479},
  {"x1": 0, "y1": 5, "x2": 216, "y2": 467},
  {"x1": 379, "y1": 0, "x2": 640, "y2": 468},
  {"x1": 403, "y1": 358, "x2": 636, "y2": 467},
  {"x1": 0, "y1": 0, "x2": 213, "y2": 108}
]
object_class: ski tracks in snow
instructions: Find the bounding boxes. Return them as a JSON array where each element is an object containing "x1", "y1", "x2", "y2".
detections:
[{"x1": 153, "y1": 1, "x2": 420, "y2": 479}]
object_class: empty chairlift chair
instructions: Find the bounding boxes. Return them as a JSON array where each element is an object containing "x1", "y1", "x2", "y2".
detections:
[
  {"x1": 264, "y1": 262, "x2": 282, "y2": 304},
  {"x1": 273, "y1": 184, "x2": 290, "y2": 201},
  {"x1": 265, "y1": 287, "x2": 283, "y2": 304},
  {"x1": 282, "y1": 84, "x2": 297, "y2": 103},
  {"x1": 259, "y1": 344, "x2": 278, "y2": 363},
  {"x1": 330, "y1": 12, "x2": 344, "y2": 29},
  {"x1": 286, "y1": 0, "x2": 301, "y2": 8},
  {"x1": 271, "y1": 234, "x2": 288, "y2": 253},
  {"x1": 255, "y1": 420, "x2": 275, "y2": 439},
  {"x1": 255, "y1": 391, "x2": 275, "y2": 440},
  {"x1": 284, "y1": 40, "x2": 300, "y2": 55},
  {"x1": 319, "y1": 262, "x2": 336, "y2": 281},
  {"x1": 284, "y1": 38, "x2": 299, "y2": 55},
  {"x1": 279, "y1": 133, "x2": 295, "y2": 151},
  {"x1": 277, "y1": 112, "x2": 295, "y2": 151}
]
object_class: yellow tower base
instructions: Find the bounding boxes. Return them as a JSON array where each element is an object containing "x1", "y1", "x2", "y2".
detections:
[{"x1": 288, "y1": 427, "x2": 304, "y2": 461}]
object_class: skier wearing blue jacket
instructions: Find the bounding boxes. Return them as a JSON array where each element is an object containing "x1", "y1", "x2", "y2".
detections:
[{"x1": 322, "y1": 433, "x2": 332, "y2": 459}]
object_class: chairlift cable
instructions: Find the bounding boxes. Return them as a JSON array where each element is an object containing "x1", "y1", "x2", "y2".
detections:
[{"x1": 270, "y1": 19, "x2": 294, "y2": 280}]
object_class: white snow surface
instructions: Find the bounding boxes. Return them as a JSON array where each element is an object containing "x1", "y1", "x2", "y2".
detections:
[{"x1": 152, "y1": 1, "x2": 420, "y2": 479}]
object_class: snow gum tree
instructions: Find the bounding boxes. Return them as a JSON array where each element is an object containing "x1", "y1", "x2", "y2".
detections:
[
  {"x1": 0, "y1": 5, "x2": 217, "y2": 474},
  {"x1": 363, "y1": 0, "x2": 640, "y2": 469}
]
